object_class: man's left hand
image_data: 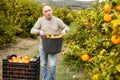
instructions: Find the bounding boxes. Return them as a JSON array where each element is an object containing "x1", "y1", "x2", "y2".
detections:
[{"x1": 62, "y1": 30, "x2": 66, "y2": 35}]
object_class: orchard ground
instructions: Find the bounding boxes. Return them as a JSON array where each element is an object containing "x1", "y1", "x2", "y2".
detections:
[{"x1": 0, "y1": 37, "x2": 87, "y2": 80}]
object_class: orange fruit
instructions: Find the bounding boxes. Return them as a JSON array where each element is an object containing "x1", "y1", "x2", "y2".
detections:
[
  {"x1": 23, "y1": 59, "x2": 30, "y2": 63},
  {"x1": 23, "y1": 56, "x2": 30, "y2": 60},
  {"x1": 92, "y1": 73, "x2": 99, "y2": 80},
  {"x1": 58, "y1": 34, "x2": 63, "y2": 38},
  {"x1": 103, "y1": 4, "x2": 110, "y2": 13},
  {"x1": 111, "y1": 35, "x2": 120, "y2": 44},
  {"x1": 54, "y1": 34, "x2": 63, "y2": 38},
  {"x1": 111, "y1": 19, "x2": 120, "y2": 27},
  {"x1": 8, "y1": 59, "x2": 12, "y2": 62},
  {"x1": 11, "y1": 56, "x2": 17, "y2": 62},
  {"x1": 50, "y1": 34, "x2": 55, "y2": 38},
  {"x1": 46, "y1": 35, "x2": 50, "y2": 38},
  {"x1": 104, "y1": 14, "x2": 112, "y2": 22},
  {"x1": 81, "y1": 54, "x2": 90, "y2": 62},
  {"x1": 111, "y1": 19, "x2": 120, "y2": 30},
  {"x1": 115, "y1": 5, "x2": 120, "y2": 11}
]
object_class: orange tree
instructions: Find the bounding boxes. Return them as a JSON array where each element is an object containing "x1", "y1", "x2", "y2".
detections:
[
  {"x1": 0, "y1": 0, "x2": 16, "y2": 48},
  {"x1": 0, "y1": 0, "x2": 43, "y2": 48},
  {"x1": 5, "y1": 0, "x2": 43, "y2": 38},
  {"x1": 63, "y1": 1, "x2": 120, "y2": 80}
]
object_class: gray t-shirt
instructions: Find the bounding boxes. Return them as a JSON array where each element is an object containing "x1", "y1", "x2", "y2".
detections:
[{"x1": 31, "y1": 16, "x2": 69, "y2": 35}]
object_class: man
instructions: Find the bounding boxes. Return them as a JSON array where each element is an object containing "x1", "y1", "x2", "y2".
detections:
[{"x1": 31, "y1": 5, "x2": 69, "y2": 80}]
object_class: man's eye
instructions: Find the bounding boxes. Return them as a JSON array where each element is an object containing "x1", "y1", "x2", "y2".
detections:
[{"x1": 45, "y1": 9, "x2": 51, "y2": 12}]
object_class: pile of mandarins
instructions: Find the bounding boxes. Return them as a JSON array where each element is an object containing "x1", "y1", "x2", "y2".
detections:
[
  {"x1": 8, "y1": 55, "x2": 34, "y2": 63},
  {"x1": 45, "y1": 34, "x2": 63, "y2": 38}
]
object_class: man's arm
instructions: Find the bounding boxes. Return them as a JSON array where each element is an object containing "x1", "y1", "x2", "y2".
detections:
[
  {"x1": 31, "y1": 18, "x2": 41, "y2": 35},
  {"x1": 57, "y1": 18, "x2": 70, "y2": 35}
]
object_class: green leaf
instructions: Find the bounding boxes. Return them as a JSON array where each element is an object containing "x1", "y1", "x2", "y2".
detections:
[{"x1": 116, "y1": 64, "x2": 120, "y2": 72}]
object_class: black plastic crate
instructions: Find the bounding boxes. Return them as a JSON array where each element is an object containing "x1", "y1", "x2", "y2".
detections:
[
  {"x1": 41, "y1": 37, "x2": 63, "y2": 54},
  {"x1": 2, "y1": 54, "x2": 40, "y2": 80}
]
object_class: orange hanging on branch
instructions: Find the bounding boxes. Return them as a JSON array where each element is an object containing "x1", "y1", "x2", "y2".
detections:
[
  {"x1": 81, "y1": 54, "x2": 90, "y2": 62},
  {"x1": 104, "y1": 14, "x2": 112, "y2": 22},
  {"x1": 111, "y1": 35, "x2": 120, "y2": 44},
  {"x1": 103, "y1": 4, "x2": 111, "y2": 13},
  {"x1": 115, "y1": 4, "x2": 120, "y2": 11}
]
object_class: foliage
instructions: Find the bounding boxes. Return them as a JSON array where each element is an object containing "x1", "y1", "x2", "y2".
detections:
[
  {"x1": 53, "y1": 6, "x2": 75, "y2": 25},
  {"x1": 0, "y1": 0, "x2": 16, "y2": 48},
  {"x1": 63, "y1": 1, "x2": 120, "y2": 80},
  {"x1": 0, "y1": 0, "x2": 43, "y2": 48}
]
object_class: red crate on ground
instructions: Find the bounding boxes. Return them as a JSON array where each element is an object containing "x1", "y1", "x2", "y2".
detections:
[{"x1": 2, "y1": 54, "x2": 40, "y2": 80}]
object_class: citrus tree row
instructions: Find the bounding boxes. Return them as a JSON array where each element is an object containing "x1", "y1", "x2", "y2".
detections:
[{"x1": 63, "y1": 0, "x2": 120, "y2": 80}]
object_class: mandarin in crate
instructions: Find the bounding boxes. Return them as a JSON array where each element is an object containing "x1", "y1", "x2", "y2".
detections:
[
  {"x1": 23, "y1": 56, "x2": 30, "y2": 60},
  {"x1": 22, "y1": 56, "x2": 30, "y2": 63},
  {"x1": 10, "y1": 56, "x2": 17, "y2": 62}
]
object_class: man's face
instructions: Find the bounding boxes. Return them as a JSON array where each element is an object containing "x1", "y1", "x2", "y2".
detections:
[{"x1": 42, "y1": 6, "x2": 52, "y2": 19}]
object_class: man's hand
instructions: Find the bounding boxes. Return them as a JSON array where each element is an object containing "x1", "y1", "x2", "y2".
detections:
[
  {"x1": 39, "y1": 30, "x2": 44, "y2": 36},
  {"x1": 61, "y1": 30, "x2": 66, "y2": 35}
]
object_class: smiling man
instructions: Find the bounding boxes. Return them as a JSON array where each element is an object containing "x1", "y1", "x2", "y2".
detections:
[{"x1": 30, "y1": 5, "x2": 70, "y2": 80}]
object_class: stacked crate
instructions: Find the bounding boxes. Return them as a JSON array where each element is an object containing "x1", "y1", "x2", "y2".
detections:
[{"x1": 2, "y1": 54, "x2": 40, "y2": 80}]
